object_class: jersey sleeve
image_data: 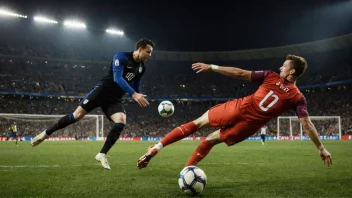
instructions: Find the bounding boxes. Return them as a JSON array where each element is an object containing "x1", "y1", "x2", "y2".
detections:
[
  {"x1": 251, "y1": 70, "x2": 273, "y2": 84},
  {"x1": 295, "y1": 96, "x2": 309, "y2": 118},
  {"x1": 112, "y1": 52, "x2": 135, "y2": 95}
]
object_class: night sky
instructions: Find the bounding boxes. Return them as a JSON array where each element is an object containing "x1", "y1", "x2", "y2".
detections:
[{"x1": 2, "y1": 0, "x2": 352, "y2": 51}]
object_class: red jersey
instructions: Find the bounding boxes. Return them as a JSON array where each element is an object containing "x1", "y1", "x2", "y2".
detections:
[{"x1": 240, "y1": 70, "x2": 309, "y2": 124}]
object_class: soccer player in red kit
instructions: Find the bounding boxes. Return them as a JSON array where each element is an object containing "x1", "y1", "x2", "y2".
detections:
[{"x1": 137, "y1": 55, "x2": 332, "y2": 169}]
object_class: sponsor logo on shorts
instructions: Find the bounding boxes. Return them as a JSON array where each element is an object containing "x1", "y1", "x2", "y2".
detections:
[
  {"x1": 114, "y1": 59, "x2": 119, "y2": 66},
  {"x1": 83, "y1": 99, "x2": 89, "y2": 104}
]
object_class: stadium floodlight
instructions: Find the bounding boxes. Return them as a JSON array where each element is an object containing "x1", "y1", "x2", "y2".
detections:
[
  {"x1": 106, "y1": 28, "x2": 124, "y2": 35},
  {"x1": 63, "y1": 20, "x2": 86, "y2": 29},
  {"x1": 34, "y1": 16, "x2": 58, "y2": 24},
  {"x1": 0, "y1": 8, "x2": 27, "y2": 18}
]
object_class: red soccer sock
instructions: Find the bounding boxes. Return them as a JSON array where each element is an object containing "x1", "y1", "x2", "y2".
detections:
[
  {"x1": 185, "y1": 140, "x2": 214, "y2": 166},
  {"x1": 160, "y1": 122, "x2": 198, "y2": 147}
]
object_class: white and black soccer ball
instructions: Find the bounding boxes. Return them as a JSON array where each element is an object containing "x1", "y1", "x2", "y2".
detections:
[
  {"x1": 158, "y1": 100, "x2": 174, "y2": 117},
  {"x1": 178, "y1": 166, "x2": 207, "y2": 195}
]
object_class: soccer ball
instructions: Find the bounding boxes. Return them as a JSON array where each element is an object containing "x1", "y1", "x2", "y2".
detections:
[
  {"x1": 178, "y1": 166, "x2": 207, "y2": 195},
  {"x1": 158, "y1": 100, "x2": 174, "y2": 117}
]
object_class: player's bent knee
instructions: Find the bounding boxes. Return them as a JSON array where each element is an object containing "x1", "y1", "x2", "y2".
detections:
[
  {"x1": 206, "y1": 138, "x2": 222, "y2": 145},
  {"x1": 205, "y1": 131, "x2": 222, "y2": 145},
  {"x1": 73, "y1": 111, "x2": 86, "y2": 121},
  {"x1": 72, "y1": 113, "x2": 82, "y2": 121},
  {"x1": 73, "y1": 107, "x2": 87, "y2": 121},
  {"x1": 193, "y1": 111, "x2": 210, "y2": 129},
  {"x1": 110, "y1": 113, "x2": 126, "y2": 124}
]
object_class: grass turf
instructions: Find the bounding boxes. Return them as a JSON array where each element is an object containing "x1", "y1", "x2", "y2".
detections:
[{"x1": 0, "y1": 140, "x2": 351, "y2": 198}]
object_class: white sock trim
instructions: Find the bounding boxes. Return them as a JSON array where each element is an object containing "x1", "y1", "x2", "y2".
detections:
[{"x1": 155, "y1": 142, "x2": 163, "y2": 150}]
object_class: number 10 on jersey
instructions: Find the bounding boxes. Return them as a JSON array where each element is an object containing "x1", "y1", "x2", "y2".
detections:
[{"x1": 259, "y1": 90, "x2": 279, "y2": 111}]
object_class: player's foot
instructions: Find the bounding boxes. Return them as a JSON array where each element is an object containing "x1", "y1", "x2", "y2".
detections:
[
  {"x1": 31, "y1": 130, "x2": 49, "y2": 147},
  {"x1": 137, "y1": 144, "x2": 160, "y2": 169},
  {"x1": 95, "y1": 153, "x2": 111, "y2": 170},
  {"x1": 262, "y1": 142, "x2": 265, "y2": 145}
]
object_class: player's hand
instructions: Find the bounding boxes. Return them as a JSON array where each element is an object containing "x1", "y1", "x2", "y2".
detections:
[
  {"x1": 192, "y1": 62, "x2": 212, "y2": 73},
  {"x1": 319, "y1": 148, "x2": 332, "y2": 167},
  {"x1": 132, "y1": 92, "x2": 149, "y2": 107}
]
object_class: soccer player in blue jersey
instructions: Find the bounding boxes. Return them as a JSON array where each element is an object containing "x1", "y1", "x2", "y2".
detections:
[{"x1": 31, "y1": 39, "x2": 154, "y2": 170}]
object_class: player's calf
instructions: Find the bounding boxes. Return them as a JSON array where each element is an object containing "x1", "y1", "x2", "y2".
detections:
[{"x1": 45, "y1": 114, "x2": 78, "y2": 136}]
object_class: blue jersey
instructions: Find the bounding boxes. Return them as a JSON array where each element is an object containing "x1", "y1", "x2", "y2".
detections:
[{"x1": 101, "y1": 52, "x2": 146, "y2": 97}]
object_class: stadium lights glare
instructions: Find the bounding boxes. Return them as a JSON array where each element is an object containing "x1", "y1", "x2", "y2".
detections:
[
  {"x1": 106, "y1": 29, "x2": 124, "y2": 35},
  {"x1": 63, "y1": 20, "x2": 86, "y2": 29},
  {"x1": 0, "y1": 8, "x2": 27, "y2": 18},
  {"x1": 34, "y1": 16, "x2": 58, "y2": 24}
]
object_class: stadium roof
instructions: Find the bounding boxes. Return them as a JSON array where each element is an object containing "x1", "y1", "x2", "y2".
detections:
[{"x1": 151, "y1": 33, "x2": 352, "y2": 62}]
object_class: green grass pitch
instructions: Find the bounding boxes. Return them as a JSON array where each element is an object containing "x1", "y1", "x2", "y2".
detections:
[{"x1": 1, "y1": 140, "x2": 351, "y2": 198}]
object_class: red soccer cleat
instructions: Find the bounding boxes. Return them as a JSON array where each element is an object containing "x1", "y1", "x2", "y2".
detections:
[{"x1": 137, "y1": 145, "x2": 159, "y2": 169}]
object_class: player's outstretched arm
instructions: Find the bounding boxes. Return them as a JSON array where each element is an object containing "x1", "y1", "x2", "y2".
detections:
[
  {"x1": 192, "y1": 62, "x2": 252, "y2": 81},
  {"x1": 299, "y1": 116, "x2": 332, "y2": 167}
]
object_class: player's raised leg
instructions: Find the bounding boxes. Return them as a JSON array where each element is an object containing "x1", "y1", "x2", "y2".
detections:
[
  {"x1": 31, "y1": 84, "x2": 102, "y2": 147},
  {"x1": 31, "y1": 106, "x2": 86, "y2": 147},
  {"x1": 186, "y1": 120, "x2": 261, "y2": 166},
  {"x1": 137, "y1": 110, "x2": 211, "y2": 169}
]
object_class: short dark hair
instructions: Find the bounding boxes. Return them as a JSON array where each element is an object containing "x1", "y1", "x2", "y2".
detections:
[
  {"x1": 136, "y1": 39, "x2": 155, "y2": 50},
  {"x1": 286, "y1": 54, "x2": 308, "y2": 78}
]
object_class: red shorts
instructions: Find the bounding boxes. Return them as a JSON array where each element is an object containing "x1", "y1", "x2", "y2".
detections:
[{"x1": 208, "y1": 99, "x2": 263, "y2": 146}]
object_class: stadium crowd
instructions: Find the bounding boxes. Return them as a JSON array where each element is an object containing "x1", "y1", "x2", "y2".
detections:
[
  {"x1": 0, "y1": 54, "x2": 351, "y2": 98},
  {"x1": 0, "y1": 26, "x2": 351, "y2": 139},
  {"x1": 0, "y1": 85, "x2": 351, "y2": 138}
]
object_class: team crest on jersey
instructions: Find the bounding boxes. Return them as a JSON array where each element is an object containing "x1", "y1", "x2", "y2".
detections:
[
  {"x1": 114, "y1": 59, "x2": 119, "y2": 66},
  {"x1": 139, "y1": 66, "x2": 143, "y2": 73},
  {"x1": 83, "y1": 99, "x2": 89, "y2": 104}
]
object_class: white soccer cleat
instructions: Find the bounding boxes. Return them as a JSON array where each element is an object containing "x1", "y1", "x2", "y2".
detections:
[
  {"x1": 95, "y1": 153, "x2": 111, "y2": 170},
  {"x1": 31, "y1": 130, "x2": 49, "y2": 147}
]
